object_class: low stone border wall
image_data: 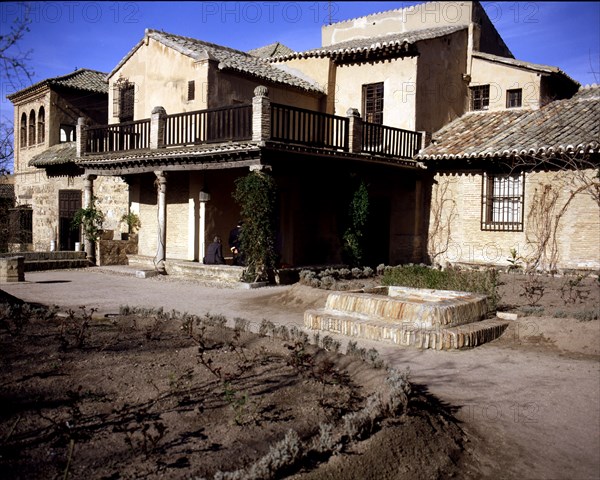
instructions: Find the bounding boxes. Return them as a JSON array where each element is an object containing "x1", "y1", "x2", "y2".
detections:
[{"x1": 0, "y1": 256, "x2": 25, "y2": 282}]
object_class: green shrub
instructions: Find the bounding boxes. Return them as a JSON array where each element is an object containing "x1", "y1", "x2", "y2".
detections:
[{"x1": 382, "y1": 264, "x2": 500, "y2": 311}]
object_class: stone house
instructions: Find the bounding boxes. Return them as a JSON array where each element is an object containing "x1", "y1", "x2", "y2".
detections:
[
  {"x1": 9, "y1": 1, "x2": 599, "y2": 272},
  {"x1": 7, "y1": 69, "x2": 128, "y2": 252}
]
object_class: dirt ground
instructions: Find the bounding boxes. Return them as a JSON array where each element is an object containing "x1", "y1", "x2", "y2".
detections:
[{"x1": 0, "y1": 269, "x2": 599, "y2": 479}]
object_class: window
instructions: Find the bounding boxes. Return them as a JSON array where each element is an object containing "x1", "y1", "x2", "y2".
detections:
[
  {"x1": 506, "y1": 89, "x2": 522, "y2": 108},
  {"x1": 362, "y1": 82, "x2": 384, "y2": 124},
  {"x1": 113, "y1": 80, "x2": 135, "y2": 122},
  {"x1": 20, "y1": 113, "x2": 27, "y2": 148},
  {"x1": 28, "y1": 110, "x2": 36, "y2": 146},
  {"x1": 60, "y1": 124, "x2": 76, "y2": 143},
  {"x1": 470, "y1": 85, "x2": 490, "y2": 111},
  {"x1": 187, "y1": 80, "x2": 195, "y2": 101},
  {"x1": 37, "y1": 106, "x2": 45, "y2": 144},
  {"x1": 481, "y1": 172, "x2": 525, "y2": 231}
]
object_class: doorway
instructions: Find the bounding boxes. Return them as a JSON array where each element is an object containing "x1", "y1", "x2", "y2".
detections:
[{"x1": 58, "y1": 190, "x2": 82, "y2": 251}]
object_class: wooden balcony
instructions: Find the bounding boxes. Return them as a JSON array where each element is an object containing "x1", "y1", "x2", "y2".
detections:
[{"x1": 82, "y1": 99, "x2": 422, "y2": 161}]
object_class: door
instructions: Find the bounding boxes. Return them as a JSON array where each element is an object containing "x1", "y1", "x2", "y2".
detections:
[{"x1": 59, "y1": 190, "x2": 82, "y2": 251}]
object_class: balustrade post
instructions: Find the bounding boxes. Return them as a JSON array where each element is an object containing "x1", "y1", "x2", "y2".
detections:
[
  {"x1": 76, "y1": 117, "x2": 89, "y2": 157},
  {"x1": 252, "y1": 86, "x2": 271, "y2": 143},
  {"x1": 346, "y1": 108, "x2": 363, "y2": 154},
  {"x1": 150, "y1": 106, "x2": 167, "y2": 149},
  {"x1": 419, "y1": 131, "x2": 432, "y2": 151}
]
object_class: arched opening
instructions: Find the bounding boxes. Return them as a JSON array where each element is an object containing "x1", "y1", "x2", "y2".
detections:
[
  {"x1": 37, "y1": 106, "x2": 45, "y2": 144},
  {"x1": 20, "y1": 113, "x2": 27, "y2": 148},
  {"x1": 28, "y1": 110, "x2": 36, "y2": 146}
]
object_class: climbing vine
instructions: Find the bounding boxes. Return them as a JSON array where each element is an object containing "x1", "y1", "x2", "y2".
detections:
[
  {"x1": 232, "y1": 169, "x2": 278, "y2": 282},
  {"x1": 71, "y1": 196, "x2": 105, "y2": 242},
  {"x1": 343, "y1": 180, "x2": 369, "y2": 267}
]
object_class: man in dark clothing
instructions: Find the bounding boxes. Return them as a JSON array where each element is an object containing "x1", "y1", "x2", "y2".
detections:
[
  {"x1": 204, "y1": 236, "x2": 225, "y2": 264},
  {"x1": 228, "y1": 221, "x2": 243, "y2": 266}
]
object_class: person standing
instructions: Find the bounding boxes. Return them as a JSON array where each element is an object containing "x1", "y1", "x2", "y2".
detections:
[{"x1": 228, "y1": 221, "x2": 243, "y2": 265}]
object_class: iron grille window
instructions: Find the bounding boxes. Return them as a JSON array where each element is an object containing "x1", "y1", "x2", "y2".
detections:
[
  {"x1": 188, "y1": 80, "x2": 195, "y2": 101},
  {"x1": 506, "y1": 89, "x2": 522, "y2": 108},
  {"x1": 470, "y1": 85, "x2": 490, "y2": 111},
  {"x1": 362, "y1": 82, "x2": 384, "y2": 124},
  {"x1": 481, "y1": 172, "x2": 525, "y2": 231}
]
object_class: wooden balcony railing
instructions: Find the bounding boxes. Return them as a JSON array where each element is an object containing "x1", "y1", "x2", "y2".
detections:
[
  {"x1": 362, "y1": 122, "x2": 422, "y2": 159},
  {"x1": 86, "y1": 119, "x2": 150, "y2": 153},
  {"x1": 271, "y1": 103, "x2": 349, "y2": 151},
  {"x1": 164, "y1": 104, "x2": 252, "y2": 147},
  {"x1": 83, "y1": 103, "x2": 423, "y2": 162}
]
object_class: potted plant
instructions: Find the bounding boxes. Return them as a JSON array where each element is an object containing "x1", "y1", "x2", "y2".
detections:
[{"x1": 120, "y1": 212, "x2": 141, "y2": 240}]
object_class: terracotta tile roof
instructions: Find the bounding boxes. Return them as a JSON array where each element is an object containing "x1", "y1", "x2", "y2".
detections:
[
  {"x1": 29, "y1": 142, "x2": 77, "y2": 167},
  {"x1": 269, "y1": 25, "x2": 466, "y2": 61},
  {"x1": 7, "y1": 69, "x2": 108, "y2": 102},
  {"x1": 472, "y1": 52, "x2": 579, "y2": 87},
  {"x1": 417, "y1": 85, "x2": 600, "y2": 161},
  {"x1": 110, "y1": 30, "x2": 323, "y2": 94},
  {"x1": 248, "y1": 42, "x2": 294, "y2": 58}
]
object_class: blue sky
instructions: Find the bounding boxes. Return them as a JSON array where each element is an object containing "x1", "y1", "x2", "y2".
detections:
[{"x1": 1, "y1": 1, "x2": 599, "y2": 117}]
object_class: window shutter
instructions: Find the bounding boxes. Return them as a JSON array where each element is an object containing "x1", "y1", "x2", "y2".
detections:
[
  {"x1": 113, "y1": 84, "x2": 120, "y2": 118},
  {"x1": 188, "y1": 80, "x2": 195, "y2": 101}
]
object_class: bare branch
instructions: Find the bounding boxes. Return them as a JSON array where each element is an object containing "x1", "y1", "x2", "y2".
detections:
[{"x1": 0, "y1": 3, "x2": 34, "y2": 89}]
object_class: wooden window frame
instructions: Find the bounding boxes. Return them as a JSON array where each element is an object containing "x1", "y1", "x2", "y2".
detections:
[
  {"x1": 506, "y1": 88, "x2": 523, "y2": 108},
  {"x1": 470, "y1": 85, "x2": 490, "y2": 111},
  {"x1": 481, "y1": 171, "x2": 525, "y2": 231},
  {"x1": 362, "y1": 82, "x2": 384, "y2": 124}
]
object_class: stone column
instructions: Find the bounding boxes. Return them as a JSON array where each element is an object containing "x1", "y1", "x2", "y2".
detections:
[
  {"x1": 252, "y1": 86, "x2": 270, "y2": 143},
  {"x1": 83, "y1": 173, "x2": 97, "y2": 264},
  {"x1": 198, "y1": 191, "x2": 211, "y2": 263},
  {"x1": 347, "y1": 108, "x2": 363, "y2": 153},
  {"x1": 155, "y1": 171, "x2": 167, "y2": 273},
  {"x1": 150, "y1": 106, "x2": 167, "y2": 149},
  {"x1": 76, "y1": 117, "x2": 89, "y2": 157}
]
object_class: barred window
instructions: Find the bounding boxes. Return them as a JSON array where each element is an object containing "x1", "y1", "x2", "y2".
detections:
[
  {"x1": 362, "y1": 82, "x2": 384, "y2": 124},
  {"x1": 506, "y1": 89, "x2": 522, "y2": 108},
  {"x1": 481, "y1": 172, "x2": 525, "y2": 231},
  {"x1": 470, "y1": 85, "x2": 490, "y2": 111}
]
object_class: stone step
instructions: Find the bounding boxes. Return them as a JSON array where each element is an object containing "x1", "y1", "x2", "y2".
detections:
[
  {"x1": 304, "y1": 308, "x2": 509, "y2": 350},
  {"x1": 24, "y1": 258, "x2": 89, "y2": 272}
]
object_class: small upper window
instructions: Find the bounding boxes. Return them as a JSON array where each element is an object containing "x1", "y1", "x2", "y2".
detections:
[
  {"x1": 28, "y1": 110, "x2": 36, "y2": 146},
  {"x1": 188, "y1": 80, "x2": 195, "y2": 101},
  {"x1": 113, "y1": 80, "x2": 135, "y2": 122},
  {"x1": 470, "y1": 85, "x2": 490, "y2": 111},
  {"x1": 506, "y1": 89, "x2": 522, "y2": 108}
]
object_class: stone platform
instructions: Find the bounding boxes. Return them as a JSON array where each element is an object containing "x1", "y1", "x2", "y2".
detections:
[{"x1": 304, "y1": 286, "x2": 509, "y2": 350}]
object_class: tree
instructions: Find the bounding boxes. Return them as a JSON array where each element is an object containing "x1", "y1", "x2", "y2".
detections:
[
  {"x1": 343, "y1": 180, "x2": 369, "y2": 266},
  {"x1": 1, "y1": 4, "x2": 34, "y2": 175},
  {"x1": 232, "y1": 169, "x2": 278, "y2": 282}
]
